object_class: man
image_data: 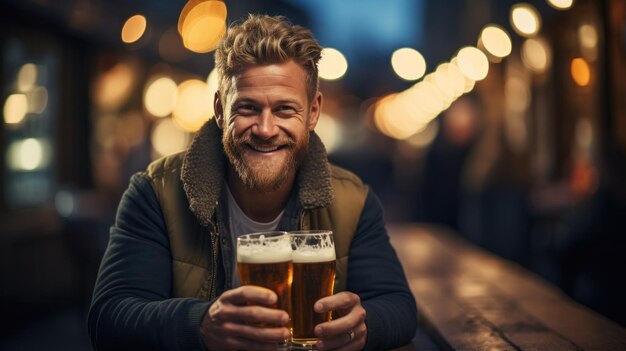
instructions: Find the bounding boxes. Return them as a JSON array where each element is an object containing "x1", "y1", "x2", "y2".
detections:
[{"x1": 88, "y1": 14, "x2": 416, "y2": 350}]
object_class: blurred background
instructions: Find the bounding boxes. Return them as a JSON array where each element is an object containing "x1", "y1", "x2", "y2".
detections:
[{"x1": 1, "y1": 0, "x2": 625, "y2": 349}]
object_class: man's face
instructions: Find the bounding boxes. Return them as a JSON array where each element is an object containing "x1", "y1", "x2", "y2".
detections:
[{"x1": 215, "y1": 60, "x2": 322, "y2": 191}]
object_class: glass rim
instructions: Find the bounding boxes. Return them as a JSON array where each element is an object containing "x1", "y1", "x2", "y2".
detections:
[
  {"x1": 237, "y1": 231, "x2": 289, "y2": 242},
  {"x1": 288, "y1": 230, "x2": 333, "y2": 237}
]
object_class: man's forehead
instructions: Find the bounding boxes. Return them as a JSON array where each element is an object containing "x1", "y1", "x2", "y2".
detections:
[
  {"x1": 235, "y1": 61, "x2": 306, "y2": 82},
  {"x1": 227, "y1": 62, "x2": 308, "y2": 97}
]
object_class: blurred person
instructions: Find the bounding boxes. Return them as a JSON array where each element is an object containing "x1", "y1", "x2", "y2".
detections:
[{"x1": 88, "y1": 14, "x2": 416, "y2": 351}]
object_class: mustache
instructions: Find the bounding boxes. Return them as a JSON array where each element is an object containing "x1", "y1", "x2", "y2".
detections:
[{"x1": 233, "y1": 135, "x2": 297, "y2": 149}]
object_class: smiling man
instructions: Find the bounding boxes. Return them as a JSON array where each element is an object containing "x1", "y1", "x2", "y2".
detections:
[{"x1": 88, "y1": 15, "x2": 416, "y2": 351}]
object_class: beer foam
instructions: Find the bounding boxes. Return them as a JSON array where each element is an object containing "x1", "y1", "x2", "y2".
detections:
[
  {"x1": 292, "y1": 247, "x2": 336, "y2": 263},
  {"x1": 237, "y1": 245, "x2": 293, "y2": 264}
]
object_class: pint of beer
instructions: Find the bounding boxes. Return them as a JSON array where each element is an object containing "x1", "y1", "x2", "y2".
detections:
[
  {"x1": 236, "y1": 232, "x2": 293, "y2": 332},
  {"x1": 289, "y1": 231, "x2": 336, "y2": 349}
]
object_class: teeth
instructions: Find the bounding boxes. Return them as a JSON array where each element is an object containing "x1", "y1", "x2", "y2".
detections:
[{"x1": 250, "y1": 145, "x2": 280, "y2": 152}]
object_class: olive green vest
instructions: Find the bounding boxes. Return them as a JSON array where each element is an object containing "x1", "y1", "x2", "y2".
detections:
[{"x1": 145, "y1": 153, "x2": 368, "y2": 300}]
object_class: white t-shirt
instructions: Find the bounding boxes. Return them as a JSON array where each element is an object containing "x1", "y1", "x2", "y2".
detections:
[{"x1": 226, "y1": 186, "x2": 285, "y2": 287}]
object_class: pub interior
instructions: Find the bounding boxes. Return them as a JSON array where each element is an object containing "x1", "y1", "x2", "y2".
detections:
[{"x1": 1, "y1": 0, "x2": 625, "y2": 350}]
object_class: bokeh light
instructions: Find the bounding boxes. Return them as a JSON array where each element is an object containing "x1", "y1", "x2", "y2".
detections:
[
  {"x1": 579, "y1": 24, "x2": 598, "y2": 60},
  {"x1": 7, "y1": 138, "x2": 47, "y2": 171},
  {"x1": 373, "y1": 94, "x2": 397, "y2": 138},
  {"x1": 576, "y1": 118, "x2": 593, "y2": 149},
  {"x1": 445, "y1": 61, "x2": 467, "y2": 98},
  {"x1": 319, "y1": 48, "x2": 348, "y2": 80},
  {"x1": 178, "y1": 0, "x2": 227, "y2": 53},
  {"x1": 521, "y1": 38, "x2": 551, "y2": 73},
  {"x1": 17, "y1": 63, "x2": 37, "y2": 92},
  {"x1": 151, "y1": 118, "x2": 189, "y2": 157},
  {"x1": 375, "y1": 93, "x2": 430, "y2": 140},
  {"x1": 456, "y1": 46, "x2": 489, "y2": 81},
  {"x1": 463, "y1": 76, "x2": 476, "y2": 93},
  {"x1": 571, "y1": 58, "x2": 591, "y2": 86},
  {"x1": 315, "y1": 113, "x2": 342, "y2": 153},
  {"x1": 510, "y1": 3, "x2": 541, "y2": 37},
  {"x1": 27, "y1": 86, "x2": 48, "y2": 114},
  {"x1": 547, "y1": 0, "x2": 574, "y2": 10},
  {"x1": 480, "y1": 25, "x2": 512, "y2": 58},
  {"x1": 144, "y1": 76, "x2": 178, "y2": 117},
  {"x1": 578, "y1": 24, "x2": 598, "y2": 49},
  {"x1": 432, "y1": 63, "x2": 461, "y2": 107},
  {"x1": 206, "y1": 68, "x2": 219, "y2": 101},
  {"x1": 93, "y1": 61, "x2": 136, "y2": 110},
  {"x1": 172, "y1": 79, "x2": 212, "y2": 132},
  {"x1": 505, "y1": 75, "x2": 530, "y2": 113},
  {"x1": 121, "y1": 14, "x2": 147, "y2": 44},
  {"x1": 450, "y1": 57, "x2": 477, "y2": 93},
  {"x1": 433, "y1": 64, "x2": 454, "y2": 99},
  {"x1": 391, "y1": 48, "x2": 426, "y2": 81},
  {"x1": 411, "y1": 80, "x2": 445, "y2": 116},
  {"x1": 4, "y1": 94, "x2": 28, "y2": 124},
  {"x1": 404, "y1": 120, "x2": 439, "y2": 149},
  {"x1": 55, "y1": 190, "x2": 74, "y2": 218}
]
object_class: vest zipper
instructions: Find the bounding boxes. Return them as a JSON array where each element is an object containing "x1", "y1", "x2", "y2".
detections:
[
  {"x1": 299, "y1": 210, "x2": 309, "y2": 230},
  {"x1": 208, "y1": 220, "x2": 219, "y2": 300}
]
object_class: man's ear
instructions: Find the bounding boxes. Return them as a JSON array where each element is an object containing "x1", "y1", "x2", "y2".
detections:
[
  {"x1": 307, "y1": 91, "x2": 323, "y2": 131},
  {"x1": 214, "y1": 91, "x2": 224, "y2": 129}
]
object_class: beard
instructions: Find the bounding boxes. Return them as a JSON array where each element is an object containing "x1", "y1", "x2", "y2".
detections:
[{"x1": 223, "y1": 130, "x2": 309, "y2": 191}]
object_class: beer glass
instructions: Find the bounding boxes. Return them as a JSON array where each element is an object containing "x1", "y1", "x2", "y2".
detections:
[
  {"x1": 289, "y1": 230, "x2": 336, "y2": 349},
  {"x1": 236, "y1": 231, "x2": 293, "y2": 347}
]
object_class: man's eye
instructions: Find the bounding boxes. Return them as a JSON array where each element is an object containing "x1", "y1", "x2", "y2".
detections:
[
  {"x1": 237, "y1": 105, "x2": 257, "y2": 113},
  {"x1": 275, "y1": 106, "x2": 295, "y2": 112}
]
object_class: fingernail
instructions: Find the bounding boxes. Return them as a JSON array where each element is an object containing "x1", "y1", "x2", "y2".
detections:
[
  {"x1": 268, "y1": 294, "x2": 277, "y2": 304},
  {"x1": 315, "y1": 326, "x2": 323, "y2": 336},
  {"x1": 283, "y1": 330, "x2": 291, "y2": 339},
  {"x1": 316, "y1": 340, "x2": 325, "y2": 349},
  {"x1": 314, "y1": 302, "x2": 323, "y2": 312}
]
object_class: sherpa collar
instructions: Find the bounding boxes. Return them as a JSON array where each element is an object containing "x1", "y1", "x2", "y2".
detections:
[{"x1": 180, "y1": 118, "x2": 334, "y2": 227}]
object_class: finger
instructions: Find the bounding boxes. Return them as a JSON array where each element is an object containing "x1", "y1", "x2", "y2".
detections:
[
  {"x1": 315, "y1": 332, "x2": 352, "y2": 350},
  {"x1": 315, "y1": 308, "x2": 365, "y2": 338},
  {"x1": 316, "y1": 325, "x2": 366, "y2": 351},
  {"x1": 222, "y1": 285, "x2": 278, "y2": 306},
  {"x1": 222, "y1": 322, "x2": 291, "y2": 343},
  {"x1": 314, "y1": 292, "x2": 359, "y2": 314},
  {"x1": 216, "y1": 303, "x2": 290, "y2": 326}
]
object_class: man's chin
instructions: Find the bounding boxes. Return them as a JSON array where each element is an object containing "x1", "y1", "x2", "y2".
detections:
[
  {"x1": 235, "y1": 160, "x2": 292, "y2": 191},
  {"x1": 242, "y1": 172, "x2": 288, "y2": 191}
]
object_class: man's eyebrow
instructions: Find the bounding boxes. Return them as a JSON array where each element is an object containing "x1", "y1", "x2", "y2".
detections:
[
  {"x1": 274, "y1": 99, "x2": 303, "y2": 106},
  {"x1": 231, "y1": 97, "x2": 259, "y2": 105}
]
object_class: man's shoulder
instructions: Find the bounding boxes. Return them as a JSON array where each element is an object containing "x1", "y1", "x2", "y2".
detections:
[{"x1": 145, "y1": 151, "x2": 186, "y2": 179}]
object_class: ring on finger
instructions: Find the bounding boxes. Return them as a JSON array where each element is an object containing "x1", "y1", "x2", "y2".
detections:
[{"x1": 347, "y1": 330, "x2": 355, "y2": 343}]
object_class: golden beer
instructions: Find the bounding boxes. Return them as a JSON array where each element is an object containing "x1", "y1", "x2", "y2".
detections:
[
  {"x1": 237, "y1": 260, "x2": 293, "y2": 319},
  {"x1": 289, "y1": 231, "x2": 336, "y2": 349},
  {"x1": 236, "y1": 232, "x2": 293, "y2": 329}
]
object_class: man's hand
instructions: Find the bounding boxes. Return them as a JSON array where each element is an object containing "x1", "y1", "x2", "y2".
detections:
[
  {"x1": 200, "y1": 286, "x2": 291, "y2": 351},
  {"x1": 313, "y1": 292, "x2": 367, "y2": 351}
]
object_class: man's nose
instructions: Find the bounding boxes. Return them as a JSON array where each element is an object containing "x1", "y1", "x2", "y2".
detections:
[{"x1": 252, "y1": 109, "x2": 279, "y2": 140}]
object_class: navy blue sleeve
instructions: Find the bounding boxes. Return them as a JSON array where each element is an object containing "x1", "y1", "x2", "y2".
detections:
[
  {"x1": 347, "y1": 191, "x2": 417, "y2": 350},
  {"x1": 87, "y1": 173, "x2": 212, "y2": 350}
]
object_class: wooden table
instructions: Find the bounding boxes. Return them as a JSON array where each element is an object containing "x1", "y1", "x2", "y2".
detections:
[{"x1": 388, "y1": 224, "x2": 626, "y2": 351}]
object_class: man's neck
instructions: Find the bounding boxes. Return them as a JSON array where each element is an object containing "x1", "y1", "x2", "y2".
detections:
[{"x1": 226, "y1": 169, "x2": 295, "y2": 223}]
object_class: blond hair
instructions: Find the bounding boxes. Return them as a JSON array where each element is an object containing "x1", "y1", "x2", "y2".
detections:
[{"x1": 214, "y1": 14, "x2": 322, "y2": 101}]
